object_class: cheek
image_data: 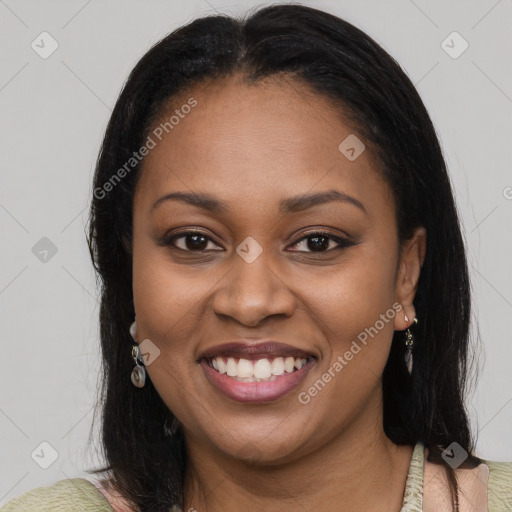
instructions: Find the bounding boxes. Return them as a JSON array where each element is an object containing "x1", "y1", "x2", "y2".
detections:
[
  {"x1": 306, "y1": 239, "x2": 399, "y2": 375},
  {"x1": 133, "y1": 265, "x2": 207, "y2": 359},
  {"x1": 297, "y1": 258, "x2": 399, "y2": 429},
  {"x1": 312, "y1": 240, "x2": 397, "y2": 329}
]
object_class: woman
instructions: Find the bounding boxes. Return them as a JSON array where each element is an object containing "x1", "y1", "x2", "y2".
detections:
[{"x1": 4, "y1": 4, "x2": 511, "y2": 511}]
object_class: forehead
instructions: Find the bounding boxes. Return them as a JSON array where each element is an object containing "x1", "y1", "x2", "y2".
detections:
[{"x1": 134, "y1": 74, "x2": 393, "y2": 221}]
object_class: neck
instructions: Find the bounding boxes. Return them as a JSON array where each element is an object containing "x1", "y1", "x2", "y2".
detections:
[{"x1": 182, "y1": 391, "x2": 414, "y2": 512}]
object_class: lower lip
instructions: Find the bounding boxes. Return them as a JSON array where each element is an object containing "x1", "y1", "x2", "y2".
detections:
[{"x1": 200, "y1": 358, "x2": 316, "y2": 403}]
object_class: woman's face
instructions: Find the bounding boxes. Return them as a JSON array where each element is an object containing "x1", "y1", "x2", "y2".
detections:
[{"x1": 132, "y1": 74, "x2": 425, "y2": 463}]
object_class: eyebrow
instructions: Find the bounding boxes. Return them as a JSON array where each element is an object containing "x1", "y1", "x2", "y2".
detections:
[{"x1": 150, "y1": 189, "x2": 367, "y2": 215}]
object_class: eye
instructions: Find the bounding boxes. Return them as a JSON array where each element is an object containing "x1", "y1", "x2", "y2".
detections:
[
  {"x1": 161, "y1": 229, "x2": 355, "y2": 254},
  {"x1": 165, "y1": 231, "x2": 222, "y2": 252},
  {"x1": 288, "y1": 231, "x2": 355, "y2": 253}
]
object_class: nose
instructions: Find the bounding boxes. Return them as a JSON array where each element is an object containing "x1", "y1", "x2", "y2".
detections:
[{"x1": 212, "y1": 246, "x2": 296, "y2": 327}]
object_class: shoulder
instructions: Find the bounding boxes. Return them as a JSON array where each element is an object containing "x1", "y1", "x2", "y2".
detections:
[
  {"x1": 424, "y1": 451, "x2": 512, "y2": 512},
  {"x1": 481, "y1": 457, "x2": 512, "y2": 510},
  {"x1": 1, "y1": 477, "x2": 114, "y2": 511}
]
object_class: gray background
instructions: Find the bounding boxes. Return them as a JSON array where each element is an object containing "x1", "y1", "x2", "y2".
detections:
[{"x1": 1, "y1": 0, "x2": 511, "y2": 504}]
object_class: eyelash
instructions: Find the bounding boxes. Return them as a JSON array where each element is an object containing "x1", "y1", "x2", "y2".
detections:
[{"x1": 162, "y1": 229, "x2": 354, "y2": 254}]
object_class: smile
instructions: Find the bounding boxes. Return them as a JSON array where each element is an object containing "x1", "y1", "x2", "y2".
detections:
[{"x1": 200, "y1": 356, "x2": 317, "y2": 403}]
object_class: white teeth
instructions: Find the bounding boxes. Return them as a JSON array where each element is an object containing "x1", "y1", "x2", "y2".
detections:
[
  {"x1": 271, "y1": 357, "x2": 285, "y2": 375},
  {"x1": 253, "y1": 359, "x2": 272, "y2": 379},
  {"x1": 215, "y1": 357, "x2": 227, "y2": 374},
  {"x1": 295, "y1": 358, "x2": 307, "y2": 370},
  {"x1": 209, "y1": 355, "x2": 309, "y2": 380},
  {"x1": 284, "y1": 357, "x2": 295, "y2": 373},
  {"x1": 237, "y1": 358, "x2": 254, "y2": 378},
  {"x1": 226, "y1": 358, "x2": 238, "y2": 377}
]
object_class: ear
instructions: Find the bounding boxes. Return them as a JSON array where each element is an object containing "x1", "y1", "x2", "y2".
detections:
[{"x1": 394, "y1": 226, "x2": 427, "y2": 331}]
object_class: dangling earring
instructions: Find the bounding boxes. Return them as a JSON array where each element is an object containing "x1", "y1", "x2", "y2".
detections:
[
  {"x1": 404, "y1": 314, "x2": 418, "y2": 375},
  {"x1": 129, "y1": 319, "x2": 146, "y2": 388}
]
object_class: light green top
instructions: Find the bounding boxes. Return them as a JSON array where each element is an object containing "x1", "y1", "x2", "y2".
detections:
[{"x1": 2, "y1": 442, "x2": 512, "y2": 511}]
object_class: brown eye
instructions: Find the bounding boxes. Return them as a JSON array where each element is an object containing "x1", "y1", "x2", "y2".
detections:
[
  {"x1": 288, "y1": 232, "x2": 354, "y2": 253},
  {"x1": 167, "y1": 232, "x2": 221, "y2": 251}
]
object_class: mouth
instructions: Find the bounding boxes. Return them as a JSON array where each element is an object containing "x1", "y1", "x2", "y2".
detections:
[
  {"x1": 197, "y1": 340, "x2": 318, "y2": 403},
  {"x1": 203, "y1": 355, "x2": 316, "y2": 382},
  {"x1": 199, "y1": 349, "x2": 317, "y2": 403}
]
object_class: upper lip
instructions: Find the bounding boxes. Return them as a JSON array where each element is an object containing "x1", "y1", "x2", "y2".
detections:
[{"x1": 198, "y1": 341, "x2": 317, "y2": 361}]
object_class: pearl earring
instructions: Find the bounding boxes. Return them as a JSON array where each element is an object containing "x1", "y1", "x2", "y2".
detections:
[{"x1": 129, "y1": 319, "x2": 146, "y2": 388}]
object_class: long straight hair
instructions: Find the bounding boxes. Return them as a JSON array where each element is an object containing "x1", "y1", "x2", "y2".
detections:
[{"x1": 86, "y1": 4, "x2": 481, "y2": 511}]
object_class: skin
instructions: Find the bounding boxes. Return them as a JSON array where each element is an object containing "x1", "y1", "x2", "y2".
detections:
[{"x1": 131, "y1": 73, "x2": 427, "y2": 512}]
